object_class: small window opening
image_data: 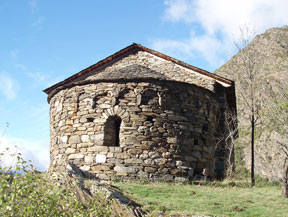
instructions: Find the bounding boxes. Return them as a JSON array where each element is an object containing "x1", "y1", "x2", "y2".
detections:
[
  {"x1": 87, "y1": 117, "x2": 94, "y2": 122},
  {"x1": 103, "y1": 116, "x2": 122, "y2": 146},
  {"x1": 194, "y1": 139, "x2": 198, "y2": 146}
]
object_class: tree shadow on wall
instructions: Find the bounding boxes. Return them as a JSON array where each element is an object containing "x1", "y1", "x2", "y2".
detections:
[{"x1": 67, "y1": 161, "x2": 97, "y2": 180}]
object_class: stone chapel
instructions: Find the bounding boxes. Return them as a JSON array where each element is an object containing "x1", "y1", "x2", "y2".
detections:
[{"x1": 44, "y1": 43, "x2": 236, "y2": 181}]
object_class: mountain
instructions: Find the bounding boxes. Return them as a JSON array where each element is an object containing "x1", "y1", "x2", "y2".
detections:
[{"x1": 215, "y1": 25, "x2": 288, "y2": 181}]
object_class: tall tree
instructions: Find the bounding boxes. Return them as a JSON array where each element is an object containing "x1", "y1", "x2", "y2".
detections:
[{"x1": 232, "y1": 25, "x2": 263, "y2": 186}]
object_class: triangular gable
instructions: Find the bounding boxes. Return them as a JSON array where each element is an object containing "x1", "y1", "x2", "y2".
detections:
[{"x1": 43, "y1": 43, "x2": 233, "y2": 95}]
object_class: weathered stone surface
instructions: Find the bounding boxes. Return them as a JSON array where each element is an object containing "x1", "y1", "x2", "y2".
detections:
[
  {"x1": 90, "y1": 133, "x2": 104, "y2": 141},
  {"x1": 68, "y1": 154, "x2": 84, "y2": 159},
  {"x1": 91, "y1": 165, "x2": 111, "y2": 171},
  {"x1": 136, "y1": 171, "x2": 148, "y2": 178},
  {"x1": 65, "y1": 148, "x2": 76, "y2": 154},
  {"x1": 144, "y1": 167, "x2": 157, "y2": 173},
  {"x1": 95, "y1": 154, "x2": 106, "y2": 163},
  {"x1": 88, "y1": 146, "x2": 108, "y2": 152},
  {"x1": 81, "y1": 135, "x2": 89, "y2": 142},
  {"x1": 69, "y1": 135, "x2": 81, "y2": 144},
  {"x1": 80, "y1": 165, "x2": 90, "y2": 171},
  {"x1": 167, "y1": 137, "x2": 177, "y2": 144},
  {"x1": 175, "y1": 177, "x2": 189, "y2": 182},
  {"x1": 127, "y1": 149, "x2": 142, "y2": 155},
  {"x1": 84, "y1": 156, "x2": 93, "y2": 163},
  {"x1": 60, "y1": 136, "x2": 68, "y2": 143},
  {"x1": 114, "y1": 153, "x2": 129, "y2": 159},
  {"x1": 77, "y1": 143, "x2": 93, "y2": 149},
  {"x1": 144, "y1": 159, "x2": 154, "y2": 166},
  {"x1": 114, "y1": 166, "x2": 136, "y2": 173}
]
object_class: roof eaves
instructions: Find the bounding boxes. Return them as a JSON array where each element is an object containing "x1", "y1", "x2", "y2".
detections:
[
  {"x1": 43, "y1": 43, "x2": 141, "y2": 94},
  {"x1": 43, "y1": 43, "x2": 233, "y2": 95}
]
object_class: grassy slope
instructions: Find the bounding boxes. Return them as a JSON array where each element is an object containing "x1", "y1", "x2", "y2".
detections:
[{"x1": 114, "y1": 182, "x2": 287, "y2": 217}]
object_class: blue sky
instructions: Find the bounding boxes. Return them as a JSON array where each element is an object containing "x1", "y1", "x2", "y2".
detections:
[{"x1": 0, "y1": 0, "x2": 287, "y2": 171}]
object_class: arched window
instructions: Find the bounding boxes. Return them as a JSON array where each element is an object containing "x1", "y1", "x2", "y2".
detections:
[{"x1": 103, "y1": 116, "x2": 122, "y2": 146}]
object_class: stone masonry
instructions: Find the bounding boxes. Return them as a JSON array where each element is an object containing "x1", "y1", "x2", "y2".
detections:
[{"x1": 44, "y1": 43, "x2": 236, "y2": 181}]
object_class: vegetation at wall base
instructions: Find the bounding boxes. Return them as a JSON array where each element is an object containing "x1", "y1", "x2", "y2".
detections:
[{"x1": 0, "y1": 150, "x2": 115, "y2": 217}]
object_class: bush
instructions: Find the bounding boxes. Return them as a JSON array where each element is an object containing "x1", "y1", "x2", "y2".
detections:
[{"x1": 0, "y1": 148, "x2": 113, "y2": 216}]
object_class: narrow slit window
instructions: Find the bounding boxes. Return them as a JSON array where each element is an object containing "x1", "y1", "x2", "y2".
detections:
[{"x1": 103, "y1": 116, "x2": 122, "y2": 146}]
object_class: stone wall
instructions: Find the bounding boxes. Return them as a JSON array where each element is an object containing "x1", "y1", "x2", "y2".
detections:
[
  {"x1": 83, "y1": 51, "x2": 217, "y2": 92},
  {"x1": 49, "y1": 79, "x2": 226, "y2": 181}
]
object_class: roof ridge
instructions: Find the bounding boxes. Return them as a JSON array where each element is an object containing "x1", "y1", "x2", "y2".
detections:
[{"x1": 43, "y1": 43, "x2": 233, "y2": 94}]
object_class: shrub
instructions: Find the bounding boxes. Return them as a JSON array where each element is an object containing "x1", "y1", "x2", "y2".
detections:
[{"x1": 0, "y1": 148, "x2": 113, "y2": 216}]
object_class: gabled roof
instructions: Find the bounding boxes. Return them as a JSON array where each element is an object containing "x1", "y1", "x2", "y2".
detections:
[{"x1": 43, "y1": 43, "x2": 233, "y2": 95}]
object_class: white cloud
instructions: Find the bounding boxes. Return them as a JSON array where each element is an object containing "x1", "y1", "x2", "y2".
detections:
[
  {"x1": 152, "y1": 39, "x2": 193, "y2": 60},
  {"x1": 0, "y1": 74, "x2": 19, "y2": 99},
  {"x1": 155, "y1": 0, "x2": 288, "y2": 68},
  {"x1": 163, "y1": 0, "x2": 196, "y2": 23},
  {"x1": 0, "y1": 136, "x2": 49, "y2": 172}
]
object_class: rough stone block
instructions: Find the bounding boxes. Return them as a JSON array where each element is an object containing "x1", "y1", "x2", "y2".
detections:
[
  {"x1": 60, "y1": 136, "x2": 68, "y2": 143},
  {"x1": 167, "y1": 137, "x2": 177, "y2": 144},
  {"x1": 96, "y1": 154, "x2": 107, "y2": 163},
  {"x1": 92, "y1": 165, "x2": 110, "y2": 171},
  {"x1": 81, "y1": 135, "x2": 90, "y2": 142},
  {"x1": 80, "y1": 165, "x2": 90, "y2": 171},
  {"x1": 91, "y1": 133, "x2": 104, "y2": 141},
  {"x1": 84, "y1": 156, "x2": 93, "y2": 163},
  {"x1": 114, "y1": 153, "x2": 130, "y2": 159},
  {"x1": 69, "y1": 135, "x2": 81, "y2": 144},
  {"x1": 68, "y1": 154, "x2": 84, "y2": 159},
  {"x1": 65, "y1": 148, "x2": 76, "y2": 154},
  {"x1": 127, "y1": 149, "x2": 142, "y2": 155},
  {"x1": 144, "y1": 158, "x2": 154, "y2": 166},
  {"x1": 144, "y1": 167, "x2": 156, "y2": 173},
  {"x1": 114, "y1": 166, "x2": 136, "y2": 173},
  {"x1": 77, "y1": 142, "x2": 93, "y2": 149},
  {"x1": 175, "y1": 177, "x2": 189, "y2": 182},
  {"x1": 88, "y1": 146, "x2": 108, "y2": 152}
]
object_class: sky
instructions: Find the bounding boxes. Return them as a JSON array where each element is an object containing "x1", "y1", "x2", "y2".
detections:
[{"x1": 0, "y1": 0, "x2": 287, "y2": 171}]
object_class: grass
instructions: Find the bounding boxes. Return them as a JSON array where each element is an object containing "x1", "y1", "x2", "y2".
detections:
[{"x1": 114, "y1": 181, "x2": 288, "y2": 216}]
